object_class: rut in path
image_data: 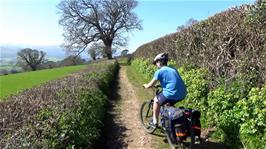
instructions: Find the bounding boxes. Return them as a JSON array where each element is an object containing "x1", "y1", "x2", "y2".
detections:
[{"x1": 102, "y1": 66, "x2": 154, "y2": 149}]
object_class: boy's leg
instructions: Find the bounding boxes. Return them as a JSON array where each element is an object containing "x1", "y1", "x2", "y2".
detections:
[{"x1": 153, "y1": 96, "x2": 160, "y2": 125}]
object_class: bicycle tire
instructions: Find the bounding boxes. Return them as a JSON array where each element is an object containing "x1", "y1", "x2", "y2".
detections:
[
  {"x1": 164, "y1": 118, "x2": 186, "y2": 149},
  {"x1": 139, "y1": 100, "x2": 156, "y2": 134},
  {"x1": 188, "y1": 122, "x2": 195, "y2": 149},
  {"x1": 165, "y1": 129, "x2": 176, "y2": 149}
]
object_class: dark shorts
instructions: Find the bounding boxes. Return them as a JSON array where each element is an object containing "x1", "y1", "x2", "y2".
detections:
[{"x1": 156, "y1": 93, "x2": 181, "y2": 106}]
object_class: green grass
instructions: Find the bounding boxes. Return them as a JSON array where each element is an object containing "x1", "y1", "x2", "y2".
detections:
[
  {"x1": 126, "y1": 65, "x2": 153, "y2": 101},
  {"x1": 116, "y1": 57, "x2": 130, "y2": 66},
  {"x1": 0, "y1": 65, "x2": 86, "y2": 100}
]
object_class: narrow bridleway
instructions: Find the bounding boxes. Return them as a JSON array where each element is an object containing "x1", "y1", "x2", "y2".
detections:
[{"x1": 103, "y1": 66, "x2": 154, "y2": 149}]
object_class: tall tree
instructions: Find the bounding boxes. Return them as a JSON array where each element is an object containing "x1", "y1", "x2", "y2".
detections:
[
  {"x1": 17, "y1": 48, "x2": 46, "y2": 71},
  {"x1": 58, "y1": 0, "x2": 142, "y2": 59}
]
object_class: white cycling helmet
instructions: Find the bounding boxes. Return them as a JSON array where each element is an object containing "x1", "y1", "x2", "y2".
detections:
[{"x1": 153, "y1": 53, "x2": 168, "y2": 64}]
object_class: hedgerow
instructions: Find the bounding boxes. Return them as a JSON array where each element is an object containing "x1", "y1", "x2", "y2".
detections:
[
  {"x1": 132, "y1": 2, "x2": 265, "y2": 148},
  {"x1": 0, "y1": 60, "x2": 118, "y2": 148},
  {"x1": 134, "y1": 2, "x2": 266, "y2": 86},
  {"x1": 131, "y1": 58, "x2": 266, "y2": 148}
]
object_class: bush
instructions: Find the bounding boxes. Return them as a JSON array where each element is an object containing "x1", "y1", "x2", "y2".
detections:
[
  {"x1": 43, "y1": 88, "x2": 108, "y2": 148},
  {"x1": 236, "y1": 85, "x2": 266, "y2": 149}
]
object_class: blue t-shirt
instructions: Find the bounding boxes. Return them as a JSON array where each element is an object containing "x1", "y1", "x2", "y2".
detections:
[{"x1": 153, "y1": 66, "x2": 187, "y2": 100}]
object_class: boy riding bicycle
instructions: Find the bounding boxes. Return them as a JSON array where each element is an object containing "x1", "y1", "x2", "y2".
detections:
[{"x1": 143, "y1": 53, "x2": 187, "y2": 128}]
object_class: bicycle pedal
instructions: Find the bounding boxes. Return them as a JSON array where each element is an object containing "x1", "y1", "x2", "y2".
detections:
[{"x1": 195, "y1": 137, "x2": 201, "y2": 144}]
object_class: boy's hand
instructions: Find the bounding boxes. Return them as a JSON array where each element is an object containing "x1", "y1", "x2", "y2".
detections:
[{"x1": 143, "y1": 84, "x2": 149, "y2": 89}]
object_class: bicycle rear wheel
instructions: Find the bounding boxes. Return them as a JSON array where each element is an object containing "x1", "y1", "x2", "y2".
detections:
[
  {"x1": 165, "y1": 129, "x2": 177, "y2": 149},
  {"x1": 182, "y1": 119, "x2": 195, "y2": 149},
  {"x1": 188, "y1": 123, "x2": 195, "y2": 149},
  {"x1": 139, "y1": 100, "x2": 156, "y2": 134},
  {"x1": 164, "y1": 118, "x2": 185, "y2": 149}
]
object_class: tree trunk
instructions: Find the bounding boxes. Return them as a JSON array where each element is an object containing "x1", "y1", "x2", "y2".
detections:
[
  {"x1": 31, "y1": 65, "x2": 37, "y2": 71},
  {"x1": 104, "y1": 45, "x2": 113, "y2": 59}
]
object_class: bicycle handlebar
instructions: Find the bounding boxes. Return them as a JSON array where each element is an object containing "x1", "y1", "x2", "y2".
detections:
[
  {"x1": 153, "y1": 84, "x2": 161, "y2": 88},
  {"x1": 142, "y1": 84, "x2": 161, "y2": 89}
]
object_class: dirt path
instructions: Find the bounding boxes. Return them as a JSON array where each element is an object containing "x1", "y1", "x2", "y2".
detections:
[{"x1": 103, "y1": 66, "x2": 154, "y2": 149}]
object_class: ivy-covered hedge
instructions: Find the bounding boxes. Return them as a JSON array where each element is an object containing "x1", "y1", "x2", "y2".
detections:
[
  {"x1": 131, "y1": 58, "x2": 266, "y2": 148},
  {"x1": 0, "y1": 60, "x2": 118, "y2": 148}
]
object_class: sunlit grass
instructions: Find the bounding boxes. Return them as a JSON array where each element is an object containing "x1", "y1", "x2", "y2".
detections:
[{"x1": 0, "y1": 65, "x2": 86, "y2": 100}]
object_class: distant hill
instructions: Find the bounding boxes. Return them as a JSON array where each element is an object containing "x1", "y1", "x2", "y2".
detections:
[
  {"x1": 0, "y1": 44, "x2": 68, "y2": 66},
  {"x1": 0, "y1": 44, "x2": 123, "y2": 66}
]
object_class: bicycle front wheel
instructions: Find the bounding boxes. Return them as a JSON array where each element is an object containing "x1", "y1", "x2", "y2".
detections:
[{"x1": 139, "y1": 100, "x2": 156, "y2": 134}]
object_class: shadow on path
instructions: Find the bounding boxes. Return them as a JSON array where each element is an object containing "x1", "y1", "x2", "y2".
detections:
[{"x1": 96, "y1": 66, "x2": 130, "y2": 149}]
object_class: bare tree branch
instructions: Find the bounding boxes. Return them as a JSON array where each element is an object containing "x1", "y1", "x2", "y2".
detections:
[{"x1": 58, "y1": 0, "x2": 142, "y2": 59}]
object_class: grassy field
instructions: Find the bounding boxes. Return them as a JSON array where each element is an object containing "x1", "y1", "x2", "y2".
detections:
[{"x1": 0, "y1": 65, "x2": 86, "y2": 100}]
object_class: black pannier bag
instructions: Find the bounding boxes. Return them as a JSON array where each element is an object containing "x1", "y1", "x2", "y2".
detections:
[
  {"x1": 183, "y1": 108, "x2": 201, "y2": 137},
  {"x1": 192, "y1": 110, "x2": 201, "y2": 137},
  {"x1": 164, "y1": 107, "x2": 187, "y2": 142}
]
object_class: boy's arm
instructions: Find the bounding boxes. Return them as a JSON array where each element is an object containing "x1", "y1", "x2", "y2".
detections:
[{"x1": 143, "y1": 79, "x2": 157, "y2": 89}]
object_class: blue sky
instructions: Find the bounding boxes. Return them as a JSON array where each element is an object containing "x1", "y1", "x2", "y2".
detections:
[{"x1": 0, "y1": 0, "x2": 254, "y2": 53}]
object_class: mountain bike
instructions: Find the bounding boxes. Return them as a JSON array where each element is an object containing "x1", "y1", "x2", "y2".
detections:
[{"x1": 139, "y1": 85, "x2": 200, "y2": 149}]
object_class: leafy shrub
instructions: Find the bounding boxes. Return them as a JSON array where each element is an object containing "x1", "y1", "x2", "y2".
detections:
[
  {"x1": 236, "y1": 85, "x2": 266, "y2": 149},
  {"x1": 131, "y1": 58, "x2": 156, "y2": 81},
  {"x1": 178, "y1": 66, "x2": 209, "y2": 108},
  {"x1": 131, "y1": 58, "x2": 177, "y2": 81},
  {"x1": 44, "y1": 89, "x2": 108, "y2": 148},
  {"x1": 177, "y1": 66, "x2": 209, "y2": 126},
  {"x1": 131, "y1": 58, "x2": 266, "y2": 148},
  {"x1": 207, "y1": 77, "x2": 251, "y2": 124}
]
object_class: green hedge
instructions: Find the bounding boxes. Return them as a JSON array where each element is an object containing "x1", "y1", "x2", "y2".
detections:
[
  {"x1": 40, "y1": 61, "x2": 118, "y2": 148},
  {"x1": 0, "y1": 60, "x2": 118, "y2": 148},
  {"x1": 131, "y1": 58, "x2": 266, "y2": 148},
  {"x1": 131, "y1": 2, "x2": 265, "y2": 148}
]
